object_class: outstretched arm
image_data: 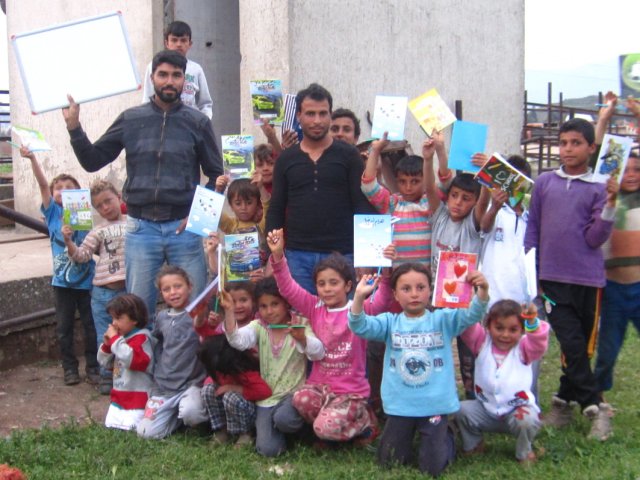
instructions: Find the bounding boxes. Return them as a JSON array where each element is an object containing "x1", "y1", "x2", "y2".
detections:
[
  {"x1": 423, "y1": 140, "x2": 441, "y2": 212},
  {"x1": 595, "y1": 91, "x2": 617, "y2": 145},
  {"x1": 20, "y1": 146, "x2": 51, "y2": 208}
]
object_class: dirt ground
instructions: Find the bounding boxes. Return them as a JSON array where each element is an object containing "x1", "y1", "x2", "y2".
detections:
[{"x1": 0, "y1": 360, "x2": 109, "y2": 438}]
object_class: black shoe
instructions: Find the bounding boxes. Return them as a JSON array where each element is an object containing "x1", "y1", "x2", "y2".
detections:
[
  {"x1": 85, "y1": 367, "x2": 101, "y2": 385},
  {"x1": 64, "y1": 370, "x2": 81, "y2": 386},
  {"x1": 99, "y1": 376, "x2": 113, "y2": 395}
]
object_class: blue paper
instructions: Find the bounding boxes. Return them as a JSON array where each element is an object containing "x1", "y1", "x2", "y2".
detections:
[
  {"x1": 371, "y1": 95, "x2": 408, "y2": 141},
  {"x1": 353, "y1": 214, "x2": 393, "y2": 267},
  {"x1": 448, "y1": 121, "x2": 488, "y2": 173}
]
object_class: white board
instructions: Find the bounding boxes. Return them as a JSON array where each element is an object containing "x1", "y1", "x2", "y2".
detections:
[{"x1": 12, "y1": 11, "x2": 141, "y2": 114}]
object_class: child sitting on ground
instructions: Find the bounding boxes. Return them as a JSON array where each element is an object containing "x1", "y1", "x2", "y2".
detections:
[
  {"x1": 21, "y1": 146, "x2": 99, "y2": 386},
  {"x1": 267, "y1": 228, "x2": 394, "y2": 445},
  {"x1": 194, "y1": 281, "x2": 256, "y2": 338},
  {"x1": 348, "y1": 263, "x2": 489, "y2": 477},
  {"x1": 137, "y1": 266, "x2": 208, "y2": 439},
  {"x1": 62, "y1": 179, "x2": 127, "y2": 395},
  {"x1": 225, "y1": 277, "x2": 325, "y2": 457},
  {"x1": 198, "y1": 333, "x2": 272, "y2": 447},
  {"x1": 361, "y1": 132, "x2": 450, "y2": 267},
  {"x1": 98, "y1": 294, "x2": 154, "y2": 431},
  {"x1": 457, "y1": 300, "x2": 549, "y2": 464}
]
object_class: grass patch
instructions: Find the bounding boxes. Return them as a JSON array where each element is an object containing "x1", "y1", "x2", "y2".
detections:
[
  {"x1": 2, "y1": 334, "x2": 640, "y2": 479},
  {"x1": 0, "y1": 162, "x2": 12, "y2": 174}
]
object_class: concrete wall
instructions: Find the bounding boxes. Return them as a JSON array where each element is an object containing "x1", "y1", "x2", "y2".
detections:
[
  {"x1": 240, "y1": 0, "x2": 524, "y2": 155},
  {"x1": 9, "y1": 0, "x2": 162, "y2": 222}
]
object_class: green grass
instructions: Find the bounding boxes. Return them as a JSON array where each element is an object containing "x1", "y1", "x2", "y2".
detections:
[
  {"x1": 0, "y1": 162, "x2": 12, "y2": 174},
  {"x1": 2, "y1": 334, "x2": 640, "y2": 479}
]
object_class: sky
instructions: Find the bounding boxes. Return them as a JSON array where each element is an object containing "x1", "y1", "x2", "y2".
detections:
[
  {"x1": 0, "y1": 4, "x2": 638, "y2": 98},
  {"x1": 525, "y1": 0, "x2": 640, "y2": 102}
]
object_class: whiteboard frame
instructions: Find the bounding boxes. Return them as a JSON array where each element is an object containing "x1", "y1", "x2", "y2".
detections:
[{"x1": 12, "y1": 11, "x2": 141, "y2": 114}]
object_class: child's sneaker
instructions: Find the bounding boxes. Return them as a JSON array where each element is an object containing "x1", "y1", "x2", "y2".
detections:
[
  {"x1": 543, "y1": 395, "x2": 574, "y2": 427},
  {"x1": 585, "y1": 403, "x2": 613, "y2": 441},
  {"x1": 63, "y1": 370, "x2": 81, "y2": 386},
  {"x1": 234, "y1": 433, "x2": 253, "y2": 449},
  {"x1": 210, "y1": 430, "x2": 230, "y2": 446}
]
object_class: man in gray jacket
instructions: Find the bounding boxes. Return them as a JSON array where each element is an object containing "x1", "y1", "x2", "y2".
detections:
[{"x1": 63, "y1": 50, "x2": 223, "y2": 319}]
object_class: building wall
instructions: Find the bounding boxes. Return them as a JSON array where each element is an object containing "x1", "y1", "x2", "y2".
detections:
[
  {"x1": 240, "y1": 0, "x2": 524, "y2": 155},
  {"x1": 9, "y1": 0, "x2": 162, "y2": 222}
]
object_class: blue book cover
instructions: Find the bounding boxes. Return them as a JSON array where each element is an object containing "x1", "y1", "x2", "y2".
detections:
[
  {"x1": 353, "y1": 214, "x2": 392, "y2": 267},
  {"x1": 224, "y1": 232, "x2": 261, "y2": 282},
  {"x1": 448, "y1": 120, "x2": 488, "y2": 173},
  {"x1": 222, "y1": 134, "x2": 254, "y2": 179},
  {"x1": 371, "y1": 95, "x2": 408, "y2": 141},
  {"x1": 185, "y1": 185, "x2": 225, "y2": 237}
]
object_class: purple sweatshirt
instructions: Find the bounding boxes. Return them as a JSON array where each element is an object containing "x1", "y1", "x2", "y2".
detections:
[{"x1": 524, "y1": 168, "x2": 614, "y2": 288}]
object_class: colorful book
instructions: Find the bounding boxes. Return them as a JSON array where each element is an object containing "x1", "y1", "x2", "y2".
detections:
[
  {"x1": 448, "y1": 121, "x2": 488, "y2": 173},
  {"x1": 408, "y1": 88, "x2": 457, "y2": 136},
  {"x1": 282, "y1": 93, "x2": 303, "y2": 140},
  {"x1": 371, "y1": 95, "x2": 408, "y2": 141},
  {"x1": 474, "y1": 152, "x2": 534, "y2": 208},
  {"x1": 353, "y1": 214, "x2": 393, "y2": 267},
  {"x1": 186, "y1": 276, "x2": 219, "y2": 320},
  {"x1": 61, "y1": 189, "x2": 92, "y2": 231},
  {"x1": 250, "y1": 79, "x2": 284, "y2": 125},
  {"x1": 224, "y1": 232, "x2": 261, "y2": 282},
  {"x1": 185, "y1": 185, "x2": 225, "y2": 237},
  {"x1": 432, "y1": 251, "x2": 478, "y2": 308},
  {"x1": 593, "y1": 134, "x2": 633, "y2": 184},
  {"x1": 11, "y1": 125, "x2": 51, "y2": 151},
  {"x1": 222, "y1": 134, "x2": 254, "y2": 179}
]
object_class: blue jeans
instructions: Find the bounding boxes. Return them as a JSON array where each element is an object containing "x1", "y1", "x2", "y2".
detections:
[
  {"x1": 285, "y1": 249, "x2": 354, "y2": 295},
  {"x1": 91, "y1": 285, "x2": 126, "y2": 377},
  {"x1": 125, "y1": 217, "x2": 206, "y2": 322},
  {"x1": 594, "y1": 279, "x2": 640, "y2": 392}
]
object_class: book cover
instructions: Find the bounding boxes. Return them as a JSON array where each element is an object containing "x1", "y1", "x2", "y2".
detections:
[
  {"x1": 474, "y1": 152, "x2": 534, "y2": 208},
  {"x1": 186, "y1": 276, "x2": 219, "y2": 320},
  {"x1": 11, "y1": 125, "x2": 51, "y2": 151},
  {"x1": 282, "y1": 93, "x2": 303, "y2": 140},
  {"x1": 61, "y1": 189, "x2": 92, "y2": 231},
  {"x1": 250, "y1": 80, "x2": 284, "y2": 125},
  {"x1": 185, "y1": 185, "x2": 225, "y2": 237},
  {"x1": 593, "y1": 134, "x2": 633, "y2": 184},
  {"x1": 371, "y1": 95, "x2": 408, "y2": 141},
  {"x1": 408, "y1": 88, "x2": 457, "y2": 135},
  {"x1": 224, "y1": 232, "x2": 261, "y2": 282},
  {"x1": 353, "y1": 214, "x2": 393, "y2": 267},
  {"x1": 448, "y1": 121, "x2": 488, "y2": 173},
  {"x1": 432, "y1": 251, "x2": 478, "y2": 308},
  {"x1": 222, "y1": 134, "x2": 254, "y2": 179}
]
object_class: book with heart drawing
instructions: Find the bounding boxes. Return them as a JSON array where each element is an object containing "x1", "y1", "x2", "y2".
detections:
[{"x1": 432, "y1": 251, "x2": 478, "y2": 308}]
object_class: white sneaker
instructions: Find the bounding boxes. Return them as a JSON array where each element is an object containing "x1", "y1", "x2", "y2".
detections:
[{"x1": 585, "y1": 403, "x2": 612, "y2": 441}]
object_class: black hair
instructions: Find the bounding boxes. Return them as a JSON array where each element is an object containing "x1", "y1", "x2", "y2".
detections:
[
  {"x1": 164, "y1": 21, "x2": 192, "y2": 40},
  {"x1": 254, "y1": 143, "x2": 275, "y2": 163},
  {"x1": 254, "y1": 277, "x2": 287, "y2": 305},
  {"x1": 313, "y1": 253, "x2": 355, "y2": 292},
  {"x1": 156, "y1": 264, "x2": 192, "y2": 289},
  {"x1": 331, "y1": 108, "x2": 361, "y2": 139},
  {"x1": 390, "y1": 262, "x2": 432, "y2": 290},
  {"x1": 227, "y1": 178, "x2": 260, "y2": 203},
  {"x1": 506, "y1": 154, "x2": 532, "y2": 178},
  {"x1": 448, "y1": 173, "x2": 481, "y2": 199},
  {"x1": 394, "y1": 154, "x2": 423, "y2": 177},
  {"x1": 226, "y1": 281, "x2": 255, "y2": 296},
  {"x1": 296, "y1": 83, "x2": 333, "y2": 113},
  {"x1": 106, "y1": 294, "x2": 149, "y2": 329},
  {"x1": 197, "y1": 335, "x2": 260, "y2": 377},
  {"x1": 151, "y1": 49, "x2": 187, "y2": 74},
  {"x1": 485, "y1": 299, "x2": 524, "y2": 329},
  {"x1": 558, "y1": 118, "x2": 595, "y2": 145}
]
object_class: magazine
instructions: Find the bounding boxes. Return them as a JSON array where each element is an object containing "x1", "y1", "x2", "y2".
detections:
[
  {"x1": 222, "y1": 135, "x2": 254, "y2": 179},
  {"x1": 11, "y1": 125, "x2": 51, "y2": 151},
  {"x1": 185, "y1": 185, "x2": 225, "y2": 237},
  {"x1": 224, "y1": 232, "x2": 261, "y2": 282},
  {"x1": 250, "y1": 79, "x2": 284, "y2": 125},
  {"x1": 61, "y1": 189, "x2": 92, "y2": 231},
  {"x1": 353, "y1": 214, "x2": 393, "y2": 267},
  {"x1": 432, "y1": 251, "x2": 478, "y2": 308},
  {"x1": 474, "y1": 152, "x2": 534, "y2": 208},
  {"x1": 371, "y1": 95, "x2": 408, "y2": 141},
  {"x1": 593, "y1": 134, "x2": 633, "y2": 184},
  {"x1": 408, "y1": 88, "x2": 456, "y2": 135}
]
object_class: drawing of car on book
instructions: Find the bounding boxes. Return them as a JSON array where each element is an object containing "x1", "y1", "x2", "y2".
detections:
[
  {"x1": 228, "y1": 248, "x2": 261, "y2": 273},
  {"x1": 224, "y1": 149, "x2": 247, "y2": 165},
  {"x1": 253, "y1": 94, "x2": 277, "y2": 110}
]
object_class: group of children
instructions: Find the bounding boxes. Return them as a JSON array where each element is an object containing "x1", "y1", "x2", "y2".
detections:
[{"x1": 19, "y1": 17, "x2": 640, "y2": 478}]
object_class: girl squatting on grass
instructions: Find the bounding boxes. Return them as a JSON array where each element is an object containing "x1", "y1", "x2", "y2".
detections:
[
  {"x1": 456, "y1": 300, "x2": 550, "y2": 464},
  {"x1": 348, "y1": 262, "x2": 489, "y2": 477}
]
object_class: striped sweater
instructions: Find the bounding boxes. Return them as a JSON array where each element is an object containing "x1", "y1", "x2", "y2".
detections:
[{"x1": 361, "y1": 176, "x2": 432, "y2": 266}]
